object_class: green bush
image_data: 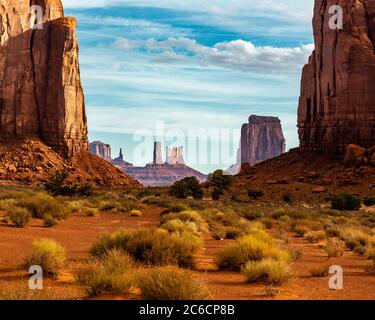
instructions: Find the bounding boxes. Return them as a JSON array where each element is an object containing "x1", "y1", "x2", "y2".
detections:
[
  {"x1": 137, "y1": 266, "x2": 208, "y2": 300},
  {"x1": 248, "y1": 189, "x2": 264, "y2": 200},
  {"x1": 169, "y1": 177, "x2": 203, "y2": 200},
  {"x1": 77, "y1": 249, "x2": 135, "y2": 296},
  {"x1": 9, "y1": 207, "x2": 31, "y2": 228},
  {"x1": 90, "y1": 228, "x2": 201, "y2": 268},
  {"x1": 18, "y1": 193, "x2": 70, "y2": 220},
  {"x1": 44, "y1": 169, "x2": 93, "y2": 197},
  {"x1": 331, "y1": 194, "x2": 361, "y2": 211},
  {"x1": 363, "y1": 197, "x2": 375, "y2": 207},
  {"x1": 207, "y1": 170, "x2": 233, "y2": 192},
  {"x1": 211, "y1": 189, "x2": 223, "y2": 200},
  {"x1": 24, "y1": 239, "x2": 66, "y2": 276},
  {"x1": 242, "y1": 259, "x2": 292, "y2": 286}
]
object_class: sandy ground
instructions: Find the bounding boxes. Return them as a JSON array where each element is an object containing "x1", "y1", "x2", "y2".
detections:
[{"x1": 0, "y1": 207, "x2": 374, "y2": 300}]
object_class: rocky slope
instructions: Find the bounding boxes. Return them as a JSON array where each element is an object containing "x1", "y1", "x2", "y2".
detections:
[
  {"x1": 298, "y1": 0, "x2": 375, "y2": 153},
  {"x1": 0, "y1": 0, "x2": 88, "y2": 158},
  {"x1": 240, "y1": 115, "x2": 286, "y2": 165}
]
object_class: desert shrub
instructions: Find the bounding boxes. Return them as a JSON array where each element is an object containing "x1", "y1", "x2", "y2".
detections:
[
  {"x1": 282, "y1": 193, "x2": 293, "y2": 205},
  {"x1": 24, "y1": 239, "x2": 66, "y2": 276},
  {"x1": 67, "y1": 200, "x2": 88, "y2": 213},
  {"x1": 243, "y1": 210, "x2": 264, "y2": 221},
  {"x1": 365, "y1": 260, "x2": 375, "y2": 273},
  {"x1": 363, "y1": 197, "x2": 375, "y2": 207},
  {"x1": 169, "y1": 177, "x2": 203, "y2": 200},
  {"x1": 216, "y1": 235, "x2": 289, "y2": 271},
  {"x1": 90, "y1": 229, "x2": 201, "y2": 268},
  {"x1": 43, "y1": 215, "x2": 59, "y2": 228},
  {"x1": 261, "y1": 218, "x2": 273, "y2": 230},
  {"x1": 137, "y1": 266, "x2": 208, "y2": 300},
  {"x1": 207, "y1": 170, "x2": 233, "y2": 192},
  {"x1": 0, "y1": 198, "x2": 17, "y2": 211},
  {"x1": 44, "y1": 169, "x2": 93, "y2": 197},
  {"x1": 161, "y1": 211, "x2": 202, "y2": 225},
  {"x1": 211, "y1": 189, "x2": 223, "y2": 200},
  {"x1": 326, "y1": 227, "x2": 340, "y2": 238},
  {"x1": 242, "y1": 259, "x2": 292, "y2": 286},
  {"x1": 324, "y1": 239, "x2": 345, "y2": 258},
  {"x1": 272, "y1": 208, "x2": 306, "y2": 220},
  {"x1": 309, "y1": 264, "x2": 330, "y2": 277},
  {"x1": 331, "y1": 194, "x2": 361, "y2": 211},
  {"x1": 339, "y1": 228, "x2": 370, "y2": 251},
  {"x1": 160, "y1": 203, "x2": 190, "y2": 215},
  {"x1": 212, "y1": 226, "x2": 227, "y2": 240},
  {"x1": 366, "y1": 246, "x2": 375, "y2": 260},
  {"x1": 77, "y1": 249, "x2": 135, "y2": 296},
  {"x1": 130, "y1": 210, "x2": 142, "y2": 217},
  {"x1": 162, "y1": 219, "x2": 198, "y2": 235},
  {"x1": 136, "y1": 189, "x2": 160, "y2": 199},
  {"x1": 288, "y1": 246, "x2": 304, "y2": 261},
  {"x1": 18, "y1": 193, "x2": 70, "y2": 220},
  {"x1": 83, "y1": 207, "x2": 99, "y2": 217},
  {"x1": 248, "y1": 189, "x2": 264, "y2": 200},
  {"x1": 304, "y1": 231, "x2": 326, "y2": 243},
  {"x1": 9, "y1": 207, "x2": 31, "y2": 228},
  {"x1": 99, "y1": 201, "x2": 125, "y2": 213}
]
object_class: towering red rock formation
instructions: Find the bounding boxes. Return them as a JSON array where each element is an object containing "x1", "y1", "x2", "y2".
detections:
[
  {"x1": 0, "y1": 0, "x2": 88, "y2": 158},
  {"x1": 241, "y1": 115, "x2": 286, "y2": 165},
  {"x1": 153, "y1": 141, "x2": 163, "y2": 165},
  {"x1": 298, "y1": 0, "x2": 375, "y2": 153},
  {"x1": 89, "y1": 141, "x2": 112, "y2": 161},
  {"x1": 166, "y1": 146, "x2": 185, "y2": 165}
]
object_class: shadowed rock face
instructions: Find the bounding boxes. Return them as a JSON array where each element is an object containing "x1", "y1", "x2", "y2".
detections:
[
  {"x1": 298, "y1": 0, "x2": 375, "y2": 153},
  {"x1": 241, "y1": 115, "x2": 286, "y2": 165},
  {"x1": 0, "y1": 0, "x2": 88, "y2": 158}
]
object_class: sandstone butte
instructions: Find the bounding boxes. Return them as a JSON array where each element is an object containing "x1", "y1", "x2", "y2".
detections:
[
  {"x1": 298, "y1": 0, "x2": 375, "y2": 154},
  {"x1": 0, "y1": 0, "x2": 139, "y2": 187},
  {"x1": 0, "y1": 0, "x2": 88, "y2": 158}
]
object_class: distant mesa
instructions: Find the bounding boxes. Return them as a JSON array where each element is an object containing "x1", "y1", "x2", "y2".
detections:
[
  {"x1": 111, "y1": 148, "x2": 134, "y2": 168},
  {"x1": 89, "y1": 141, "x2": 133, "y2": 168}
]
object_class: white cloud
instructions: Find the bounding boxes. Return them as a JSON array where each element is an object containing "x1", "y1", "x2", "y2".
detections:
[{"x1": 113, "y1": 37, "x2": 314, "y2": 73}]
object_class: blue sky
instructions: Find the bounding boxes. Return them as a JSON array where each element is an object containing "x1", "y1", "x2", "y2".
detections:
[{"x1": 63, "y1": 0, "x2": 314, "y2": 174}]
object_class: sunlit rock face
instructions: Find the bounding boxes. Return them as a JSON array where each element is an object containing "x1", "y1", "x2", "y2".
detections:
[
  {"x1": 240, "y1": 115, "x2": 286, "y2": 165},
  {"x1": 298, "y1": 0, "x2": 375, "y2": 153},
  {"x1": 0, "y1": 0, "x2": 88, "y2": 158}
]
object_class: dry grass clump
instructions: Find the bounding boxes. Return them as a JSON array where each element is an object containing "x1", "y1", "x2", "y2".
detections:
[
  {"x1": 83, "y1": 207, "x2": 99, "y2": 217},
  {"x1": 339, "y1": 227, "x2": 374, "y2": 254},
  {"x1": 288, "y1": 246, "x2": 304, "y2": 261},
  {"x1": 137, "y1": 266, "x2": 208, "y2": 300},
  {"x1": 161, "y1": 210, "x2": 202, "y2": 225},
  {"x1": 161, "y1": 219, "x2": 199, "y2": 235},
  {"x1": 216, "y1": 232, "x2": 290, "y2": 271},
  {"x1": 304, "y1": 231, "x2": 326, "y2": 243},
  {"x1": 24, "y1": 239, "x2": 66, "y2": 276},
  {"x1": 9, "y1": 206, "x2": 31, "y2": 228},
  {"x1": 272, "y1": 208, "x2": 307, "y2": 220},
  {"x1": 43, "y1": 215, "x2": 59, "y2": 228},
  {"x1": 90, "y1": 228, "x2": 201, "y2": 268},
  {"x1": 242, "y1": 259, "x2": 292, "y2": 286},
  {"x1": 77, "y1": 249, "x2": 135, "y2": 296},
  {"x1": 129, "y1": 210, "x2": 143, "y2": 217},
  {"x1": 324, "y1": 239, "x2": 345, "y2": 258},
  {"x1": 309, "y1": 264, "x2": 330, "y2": 277}
]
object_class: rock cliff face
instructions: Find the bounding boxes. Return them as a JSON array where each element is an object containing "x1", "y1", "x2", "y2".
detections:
[
  {"x1": 0, "y1": 0, "x2": 88, "y2": 158},
  {"x1": 298, "y1": 0, "x2": 375, "y2": 153},
  {"x1": 166, "y1": 146, "x2": 185, "y2": 165},
  {"x1": 241, "y1": 115, "x2": 286, "y2": 165},
  {"x1": 89, "y1": 141, "x2": 111, "y2": 161},
  {"x1": 153, "y1": 142, "x2": 163, "y2": 165}
]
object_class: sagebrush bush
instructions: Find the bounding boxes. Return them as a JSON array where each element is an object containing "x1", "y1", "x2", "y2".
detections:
[
  {"x1": 304, "y1": 231, "x2": 326, "y2": 243},
  {"x1": 339, "y1": 228, "x2": 371, "y2": 251},
  {"x1": 309, "y1": 264, "x2": 330, "y2": 277},
  {"x1": 9, "y1": 207, "x2": 31, "y2": 228},
  {"x1": 43, "y1": 215, "x2": 59, "y2": 228},
  {"x1": 18, "y1": 193, "x2": 70, "y2": 220},
  {"x1": 216, "y1": 234, "x2": 289, "y2": 270},
  {"x1": 161, "y1": 210, "x2": 202, "y2": 225},
  {"x1": 242, "y1": 259, "x2": 292, "y2": 286},
  {"x1": 77, "y1": 249, "x2": 135, "y2": 296},
  {"x1": 161, "y1": 219, "x2": 198, "y2": 235},
  {"x1": 90, "y1": 228, "x2": 201, "y2": 268},
  {"x1": 83, "y1": 207, "x2": 99, "y2": 217},
  {"x1": 324, "y1": 239, "x2": 345, "y2": 258},
  {"x1": 137, "y1": 266, "x2": 208, "y2": 300},
  {"x1": 331, "y1": 194, "x2": 361, "y2": 211},
  {"x1": 24, "y1": 239, "x2": 66, "y2": 276}
]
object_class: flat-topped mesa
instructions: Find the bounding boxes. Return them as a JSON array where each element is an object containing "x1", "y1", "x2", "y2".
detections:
[
  {"x1": 89, "y1": 141, "x2": 112, "y2": 161},
  {"x1": 0, "y1": 0, "x2": 88, "y2": 158},
  {"x1": 241, "y1": 115, "x2": 286, "y2": 165},
  {"x1": 298, "y1": 0, "x2": 375, "y2": 154}
]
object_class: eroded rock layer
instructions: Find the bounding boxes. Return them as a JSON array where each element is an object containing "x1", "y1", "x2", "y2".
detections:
[
  {"x1": 241, "y1": 115, "x2": 286, "y2": 165},
  {"x1": 298, "y1": 0, "x2": 375, "y2": 153},
  {"x1": 0, "y1": 0, "x2": 88, "y2": 158}
]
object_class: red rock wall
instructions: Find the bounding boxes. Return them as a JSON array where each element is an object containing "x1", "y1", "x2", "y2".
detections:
[
  {"x1": 0, "y1": 0, "x2": 88, "y2": 158},
  {"x1": 241, "y1": 115, "x2": 286, "y2": 165},
  {"x1": 298, "y1": 0, "x2": 375, "y2": 153}
]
